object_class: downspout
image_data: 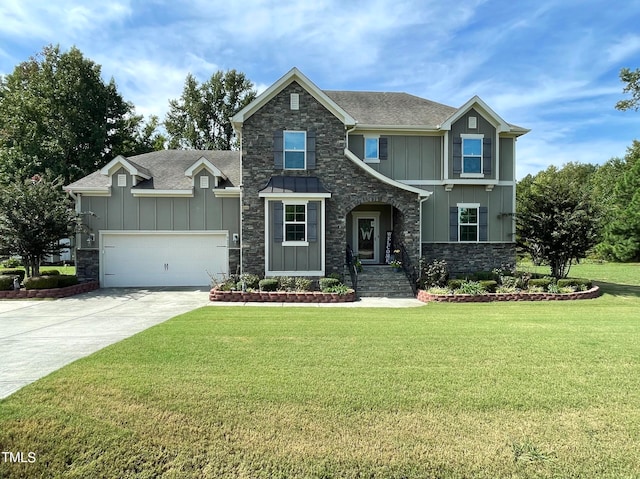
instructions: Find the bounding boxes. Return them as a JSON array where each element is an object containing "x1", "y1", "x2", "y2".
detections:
[{"x1": 344, "y1": 122, "x2": 358, "y2": 150}]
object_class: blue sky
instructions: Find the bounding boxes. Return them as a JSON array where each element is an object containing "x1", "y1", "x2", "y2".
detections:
[{"x1": 1, "y1": 0, "x2": 640, "y2": 179}]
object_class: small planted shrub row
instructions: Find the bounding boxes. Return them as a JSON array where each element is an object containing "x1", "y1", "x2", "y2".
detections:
[
  {"x1": 0, "y1": 269, "x2": 26, "y2": 282},
  {"x1": 0, "y1": 276, "x2": 15, "y2": 291},
  {"x1": 23, "y1": 274, "x2": 79, "y2": 290},
  {"x1": 213, "y1": 273, "x2": 351, "y2": 295}
]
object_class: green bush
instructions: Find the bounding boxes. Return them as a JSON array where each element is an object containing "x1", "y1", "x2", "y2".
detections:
[
  {"x1": 528, "y1": 278, "x2": 553, "y2": 290},
  {"x1": 319, "y1": 277, "x2": 341, "y2": 292},
  {"x1": 1, "y1": 257, "x2": 22, "y2": 268},
  {"x1": 418, "y1": 259, "x2": 449, "y2": 289},
  {"x1": 0, "y1": 276, "x2": 14, "y2": 291},
  {"x1": 470, "y1": 271, "x2": 495, "y2": 281},
  {"x1": 277, "y1": 276, "x2": 296, "y2": 291},
  {"x1": 557, "y1": 278, "x2": 592, "y2": 289},
  {"x1": 454, "y1": 281, "x2": 486, "y2": 295},
  {"x1": 294, "y1": 277, "x2": 312, "y2": 292},
  {"x1": 239, "y1": 274, "x2": 260, "y2": 290},
  {"x1": 259, "y1": 279, "x2": 279, "y2": 292},
  {"x1": 479, "y1": 280, "x2": 498, "y2": 293},
  {"x1": 42, "y1": 269, "x2": 60, "y2": 276},
  {"x1": 24, "y1": 276, "x2": 59, "y2": 290},
  {"x1": 447, "y1": 279, "x2": 464, "y2": 290},
  {"x1": 0, "y1": 269, "x2": 25, "y2": 282},
  {"x1": 324, "y1": 284, "x2": 351, "y2": 295},
  {"x1": 57, "y1": 275, "x2": 79, "y2": 288}
]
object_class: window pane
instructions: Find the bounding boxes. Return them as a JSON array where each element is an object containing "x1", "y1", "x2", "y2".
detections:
[
  {"x1": 460, "y1": 207, "x2": 478, "y2": 224},
  {"x1": 463, "y1": 138, "x2": 481, "y2": 155},
  {"x1": 285, "y1": 224, "x2": 305, "y2": 241},
  {"x1": 285, "y1": 151, "x2": 305, "y2": 169},
  {"x1": 365, "y1": 138, "x2": 378, "y2": 159},
  {"x1": 284, "y1": 131, "x2": 305, "y2": 150},
  {"x1": 463, "y1": 156, "x2": 481, "y2": 173},
  {"x1": 460, "y1": 225, "x2": 477, "y2": 241}
]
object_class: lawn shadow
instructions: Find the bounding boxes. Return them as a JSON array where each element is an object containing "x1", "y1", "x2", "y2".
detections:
[{"x1": 594, "y1": 281, "x2": 640, "y2": 298}]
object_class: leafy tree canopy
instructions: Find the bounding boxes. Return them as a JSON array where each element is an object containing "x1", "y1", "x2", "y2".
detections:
[
  {"x1": 616, "y1": 67, "x2": 640, "y2": 111},
  {"x1": 0, "y1": 44, "x2": 162, "y2": 186},
  {"x1": 164, "y1": 69, "x2": 256, "y2": 150},
  {"x1": 0, "y1": 174, "x2": 76, "y2": 277}
]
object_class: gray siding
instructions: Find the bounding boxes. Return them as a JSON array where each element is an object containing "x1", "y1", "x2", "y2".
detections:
[
  {"x1": 350, "y1": 134, "x2": 442, "y2": 180},
  {"x1": 77, "y1": 168, "x2": 239, "y2": 249},
  {"x1": 268, "y1": 200, "x2": 322, "y2": 272},
  {"x1": 499, "y1": 137, "x2": 515, "y2": 181},
  {"x1": 448, "y1": 108, "x2": 497, "y2": 179},
  {"x1": 421, "y1": 185, "x2": 514, "y2": 242}
]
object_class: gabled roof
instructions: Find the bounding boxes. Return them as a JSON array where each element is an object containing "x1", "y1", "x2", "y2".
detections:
[
  {"x1": 231, "y1": 67, "x2": 356, "y2": 130},
  {"x1": 65, "y1": 150, "x2": 240, "y2": 193}
]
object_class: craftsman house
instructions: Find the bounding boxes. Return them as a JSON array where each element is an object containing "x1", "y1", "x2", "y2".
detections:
[{"x1": 65, "y1": 67, "x2": 528, "y2": 288}]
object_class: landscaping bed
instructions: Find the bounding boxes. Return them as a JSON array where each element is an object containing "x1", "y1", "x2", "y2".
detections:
[
  {"x1": 418, "y1": 285, "x2": 601, "y2": 303},
  {"x1": 0, "y1": 281, "x2": 100, "y2": 299},
  {"x1": 210, "y1": 287, "x2": 356, "y2": 303}
]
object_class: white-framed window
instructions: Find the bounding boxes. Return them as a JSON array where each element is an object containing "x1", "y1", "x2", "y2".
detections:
[
  {"x1": 283, "y1": 202, "x2": 307, "y2": 245},
  {"x1": 200, "y1": 175, "x2": 210, "y2": 189},
  {"x1": 458, "y1": 203, "x2": 480, "y2": 242},
  {"x1": 284, "y1": 131, "x2": 306, "y2": 169},
  {"x1": 117, "y1": 174, "x2": 127, "y2": 187},
  {"x1": 461, "y1": 134, "x2": 483, "y2": 176},
  {"x1": 364, "y1": 135, "x2": 380, "y2": 163}
]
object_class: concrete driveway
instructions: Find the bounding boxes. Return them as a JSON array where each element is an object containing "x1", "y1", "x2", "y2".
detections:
[{"x1": 0, "y1": 288, "x2": 210, "y2": 399}]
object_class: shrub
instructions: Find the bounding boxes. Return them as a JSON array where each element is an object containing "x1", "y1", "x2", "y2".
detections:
[
  {"x1": 447, "y1": 279, "x2": 464, "y2": 290},
  {"x1": 57, "y1": 275, "x2": 79, "y2": 288},
  {"x1": 419, "y1": 259, "x2": 449, "y2": 289},
  {"x1": 499, "y1": 275, "x2": 519, "y2": 289},
  {"x1": 470, "y1": 271, "x2": 495, "y2": 281},
  {"x1": 496, "y1": 285, "x2": 518, "y2": 294},
  {"x1": 0, "y1": 276, "x2": 14, "y2": 291},
  {"x1": 294, "y1": 277, "x2": 312, "y2": 292},
  {"x1": 557, "y1": 278, "x2": 592, "y2": 290},
  {"x1": 479, "y1": 280, "x2": 498, "y2": 293},
  {"x1": 426, "y1": 286, "x2": 453, "y2": 295},
  {"x1": 327, "y1": 272, "x2": 342, "y2": 281},
  {"x1": 1, "y1": 257, "x2": 22, "y2": 268},
  {"x1": 259, "y1": 279, "x2": 279, "y2": 292},
  {"x1": 454, "y1": 281, "x2": 487, "y2": 295},
  {"x1": 319, "y1": 277, "x2": 341, "y2": 292},
  {"x1": 324, "y1": 284, "x2": 351, "y2": 295},
  {"x1": 0, "y1": 269, "x2": 25, "y2": 282},
  {"x1": 24, "y1": 276, "x2": 59, "y2": 290},
  {"x1": 277, "y1": 276, "x2": 296, "y2": 292},
  {"x1": 42, "y1": 269, "x2": 60, "y2": 276},
  {"x1": 239, "y1": 274, "x2": 260, "y2": 290},
  {"x1": 528, "y1": 278, "x2": 553, "y2": 290}
]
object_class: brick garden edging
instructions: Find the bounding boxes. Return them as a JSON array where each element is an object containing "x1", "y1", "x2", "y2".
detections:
[
  {"x1": 0, "y1": 281, "x2": 100, "y2": 300},
  {"x1": 417, "y1": 285, "x2": 601, "y2": 303},
  {"x1": 210, "y1": 288, "x2": 356, "y2": 303}
]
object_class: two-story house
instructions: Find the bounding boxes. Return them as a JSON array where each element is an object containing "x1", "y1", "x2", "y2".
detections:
[{"x1": 65, "y1": 67, "x2": 528, "y2": 288}]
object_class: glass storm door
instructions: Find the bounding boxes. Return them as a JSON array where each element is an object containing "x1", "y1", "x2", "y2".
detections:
[{"x1": 353, "y1": 213, "x2": 379, "y2": 263}]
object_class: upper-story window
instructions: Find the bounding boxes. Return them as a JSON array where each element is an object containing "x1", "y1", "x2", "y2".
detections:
[
  {"x1": 284, "y1": 131, "x2": 306, "y2": 169},
  {"x1": 364, "y1": 136, "x2": 379, "y2": 163},
  {"x1": 461, "y1": 134, "x2": 483, "y2": 175}
]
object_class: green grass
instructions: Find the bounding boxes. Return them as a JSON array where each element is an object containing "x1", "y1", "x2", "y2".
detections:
[
  {"x1": 0, "y1": 265, "x2": 76, "y2": 276},
  {"x1": 1, "y1": 263, "x2": 639, "y2": 478}
]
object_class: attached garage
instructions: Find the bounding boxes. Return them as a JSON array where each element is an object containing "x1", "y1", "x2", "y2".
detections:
[{"x1": 100, "y1": 231, "x2": 229, "y2": 287}]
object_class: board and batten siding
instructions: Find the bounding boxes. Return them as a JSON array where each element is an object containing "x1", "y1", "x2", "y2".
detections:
[
  {"x1": 78, "y1": 168, "x2": 240, "y2": 249},
  {"x1": 449, "y1": 108, "x2": 497, "y2": 180},
  {"x1": 349, "y1": 134, "x2": 442, "y2": 181},
  {"x1": 421, "y1": 185, "x2": 515, "y2": 243}
]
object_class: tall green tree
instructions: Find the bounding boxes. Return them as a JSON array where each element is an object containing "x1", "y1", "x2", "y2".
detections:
[
  {"x1": 517, "y1": 165, "x2": 599, "y2": 278},
  {"x1": 165, "y1": 69, "x2": 256, "y2": 150},
  {"x1": 0, "y1": 175, "x2": 76, "y2": 277},
  {"x1": 0, "y1": 45, "x2": 159, "y2": 185}
]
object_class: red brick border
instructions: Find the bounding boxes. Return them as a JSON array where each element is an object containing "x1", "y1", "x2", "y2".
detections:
[
  {"x1": 209, "y1": 288, "x2": 356, "y2": 303},
  {"x1": 0, "y1": 281, "x2": 100, "y2": 300},
  {"x1": 417, "y1": 286, "x2": 601, "y2": 303}
]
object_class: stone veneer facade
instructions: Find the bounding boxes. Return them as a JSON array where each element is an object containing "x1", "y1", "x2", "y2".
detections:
[
  {"x1": 421, "y1": 243, "x2": 516, "y2": 277},
  {"x1": 241, "y1": 82, "x2": 422, "y2": 278}
]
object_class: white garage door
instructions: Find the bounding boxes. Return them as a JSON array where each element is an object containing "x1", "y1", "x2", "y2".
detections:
[{"x1": 101, "y1": 231, "x2": 228, "y2": 287}]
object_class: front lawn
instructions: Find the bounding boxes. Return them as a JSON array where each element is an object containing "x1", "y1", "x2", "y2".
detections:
[{"x1": 1, "y1": 263, "x2": 639, "y2": 478}]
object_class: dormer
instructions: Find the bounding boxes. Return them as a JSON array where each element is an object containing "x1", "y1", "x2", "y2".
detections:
[
  {"x1": 100, "y1": 155, "x2": 152, "y2": 187},
  {"x1": 185, "y1": 157, "x2": 228, "y2": 188}
]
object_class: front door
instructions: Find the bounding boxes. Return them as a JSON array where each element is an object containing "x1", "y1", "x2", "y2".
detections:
[{"x1": 353, "y1": 212, "x2": 380, "y2": 264}]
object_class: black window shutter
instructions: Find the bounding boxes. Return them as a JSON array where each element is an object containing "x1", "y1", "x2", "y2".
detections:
[
  {"x1": 479, "y1": 206, "x2": 488, "y2": 241},
  {"x1": 273, "y1": 131, "x2": 283, "y2": 169},
  {"x1": 379, "y1": 137, "x2": 388, "y2": 160},
  {"x1": 307, "y1": 130, "x2": 316, "y2": 169},
  {"x1": 482, "y1": 138, "x2": 492, "y2": 176},
  {"x1": 453, "y1": 138, "x2": 462, "y2": 175},
  {"x1": 273, "y1": 202, "x2": 283, "y2": 242},
  {"x1": 449, "y1": 206, "x2": 459, "y2": 242},
  {"x1": 307, "y1": 202, "x2": 318, "y2": 241}
]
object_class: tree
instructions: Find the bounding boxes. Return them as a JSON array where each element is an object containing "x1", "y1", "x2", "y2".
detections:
[
  {"x1": 164, "y1": 69, "x2": 256, "y2": 150},
  {"x1": 615, "y1": 67, "x2": 640, "y2": 111},
  {"x1": 517, "y1": 166, "x2": 599, "y2": 278},
  {"x1": 0, "y1": 44, "x2": 160, "y2": 185},
  {"x1": 0, "y1": 174, "x2": 76, "y2": 277}
]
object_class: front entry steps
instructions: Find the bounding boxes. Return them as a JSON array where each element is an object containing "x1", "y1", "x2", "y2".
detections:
[{"x1": 348, "y1": 265, "x2": 415, "y2": 298}]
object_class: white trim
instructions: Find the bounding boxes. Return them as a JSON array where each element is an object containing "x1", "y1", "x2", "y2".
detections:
[
  {"x1": 131, "y1": 189, "x2": 193, "y2": 197},
  {"x1": 283, "y1": 130, "x2": 307, "y2": 170},
  {"x1": 265, "y1": 270, "x2": 324, "y2": 277},
  {"x1": 282, "y1": 241, "x2": 309, "y2": 247},
  {"x1": 363, "y1": 134, "x2": 380, "y2": 163},
  {"x1": 200, "y1": 175, "x2": 210, "y2": 189},
  {"x1": 439, "y1": 96, "x2": 510, "y2": 133},
  {"x1": 213, "y1": 187, "x2": 241, "y2": 198},
  {"x1": 344, "y1": 148, "x2": 431, "y2": 197},
  {"x1": 64, "y1": 187, "x2": 111, "y2": 196},
  {"x1": 185, "y1": 157, "x2": 227, "y2": 184},
  {"x1": 117, "y1": 174, "x2": 127, "y2": 187},
  {"x1": 283, "y1": 200, "x2": 308, "y2": 244},
  {"x1": 457, "y1": 203, "x2": 480, "y2": 243},
  {"x1": 100, "y1": 155, "x2": 151, "y2": 179},
  {"x1": 460, "y1": 173, "x2": 485, "y2": 179},
  {"x1": 443, "y1": 133, "x2": 449, "y2": 181},
  {"x1": 259, "y1": 192, "x2": 332, "y2": 199},
  {"x1": 398, "y1": 179, "x2": 513, "y2": 187},
  {"x1": 352, "y1": 212, "x2": 380, "y2": 264},
  {"x1": 460, "y1": 133, "x2": 484, "y2": 176}
]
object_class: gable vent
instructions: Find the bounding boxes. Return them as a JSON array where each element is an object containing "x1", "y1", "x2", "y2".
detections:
[
  {"x1": 468, "y1": 116, "x2": 477, "y2": 129},
  {"x1": 290, "y1": 93, "x2": 299, "y2": 110}
]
